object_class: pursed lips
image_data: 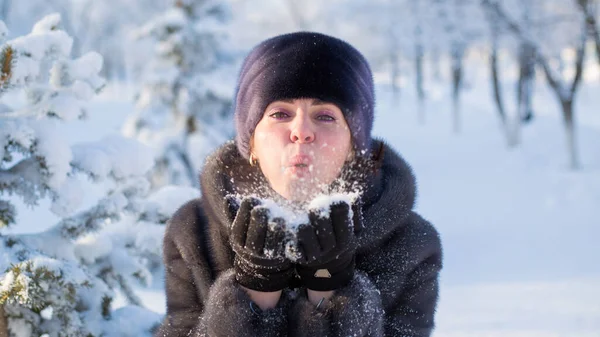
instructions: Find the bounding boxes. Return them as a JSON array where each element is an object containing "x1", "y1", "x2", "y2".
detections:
[{"x1": 287, "y1": 155, "x2": 311, "y2": 168}]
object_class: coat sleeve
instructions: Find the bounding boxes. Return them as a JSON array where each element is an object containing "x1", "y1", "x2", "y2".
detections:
[
  {"x1": 287, "y1": 212, "x2": 442, "y2": 337},
  {"x1": 288, "y1": 270, "x2": 385, "y2": 337},
  {"x1": 377, "y1": 213, "x2": 443, "y2": 337},
  {"x1": 153, "y1": 199, "x2": 290, "y2": 337},
  {"x1": 196, "y1": 269, "x2": 290, "y2": 337}
]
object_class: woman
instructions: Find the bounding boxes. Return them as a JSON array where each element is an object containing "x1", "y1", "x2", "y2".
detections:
[{"x1": 155, "y1": 32, "x2": 442, "y2": 337}]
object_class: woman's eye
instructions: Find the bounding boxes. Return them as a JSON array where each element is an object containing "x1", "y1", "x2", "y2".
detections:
[
  {"x1": 317, "y1": 114, "x2": 335, "y2": 122},
  {"x1": 269, "y1": 111, "x2": 289, "y2": 119}
]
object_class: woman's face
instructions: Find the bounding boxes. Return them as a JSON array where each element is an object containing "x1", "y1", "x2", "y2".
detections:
[{"x1": 252, "y1": 98, "x2": 352, "y2": 202}]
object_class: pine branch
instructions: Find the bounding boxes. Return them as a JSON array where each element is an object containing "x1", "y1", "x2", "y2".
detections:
[
  {"x1": 116, "y1": 274, "x2": 143, "y2": 307},
  {"x1": 0, "y1": 158, "x2": 40, "y2": 186},
  {"x1": 0, "y1": 158, "x2": 47, "y2": 207},
  {"x1": 97, "y1": 265, "x2": 143, "y2": 307},
  {"x1": 0, "y1": 262, "x2": 69, "y2": 309},
  {"x1": 0, "y1": 199, "x2": 16, "y2": 228},
  {"x1": 58, "y1": 194, "x2": 128, "y2": 239}
]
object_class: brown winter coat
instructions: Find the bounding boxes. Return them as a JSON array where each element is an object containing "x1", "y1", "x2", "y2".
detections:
[{"x1": 154, "y1": 139, "x2": 442, "y2": 337}]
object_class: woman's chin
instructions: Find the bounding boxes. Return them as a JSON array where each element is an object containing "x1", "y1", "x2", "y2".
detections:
[
  {"x1": 280, "y1": 180, "x2": 328, "y2": 203},
  {"x1": 285, "y1": 166, "x2": 312, "y2": 178}
]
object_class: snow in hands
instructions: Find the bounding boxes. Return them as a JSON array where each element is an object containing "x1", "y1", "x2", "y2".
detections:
[{"x1": 228, "y1": 192, "x2": 359, "y2": 262}]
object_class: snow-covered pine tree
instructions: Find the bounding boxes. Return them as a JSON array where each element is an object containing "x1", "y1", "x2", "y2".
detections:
[
  {"x1": 124, "y1": 0, "x2": 237, "y2": 189},
  {"x1": 0, "y1": 14, "x2": 169, "y2": 336}
]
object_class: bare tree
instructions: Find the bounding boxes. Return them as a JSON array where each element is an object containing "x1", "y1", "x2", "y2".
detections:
[
  {"x1": 389, "y1": 29, "x2": 401, "y2": 104},
  {"x1": 517, "y1": 41, "x2": 536, "y2": 122},
  {"x1": 286, "y1": 0, "x2": 308, "y2": 30},
  {"x1": 415, "y1": 40, "x2": 426, "y2": 124},
  {"x1": 517, "y1": 0, "x2": 536, "y2": 123},
  {"x1": 436, "y1": 0, "x2": 472, "y2": 134},
  {"x1": 483, "y1": 0, "x2": 587, "y2": 169},
  {"x1": 412, "y1": 0, "x2": 426, "y2": 124},
  {"x1": 577, "y1": 0, "x2": 600, "y2": 67},
  {"x1": 486, "y1": 8, "x2": 510, "y2": 144},
  {"x1": 540, "y1": 37, "x2": 586, "y2": 170},
  {"x1": 451, "y1": 41, "x2": 465, "y2": 134},
  {"x1": 484, "y1": 0, "x2": 537, "y2": 148}
]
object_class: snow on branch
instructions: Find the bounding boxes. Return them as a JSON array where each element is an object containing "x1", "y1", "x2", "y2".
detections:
[
  {"x1": 0, "y1": 15, "x2": 162, "y2": 336},
  {"x1": 126, "y1": 0, "x2": 235, "y2": 189}
]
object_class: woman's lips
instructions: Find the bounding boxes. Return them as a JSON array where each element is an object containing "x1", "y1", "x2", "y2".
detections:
[
  {"x1": 286, "y1": 155, "x2": 312, "y2": 176},
  {"x1": 288, "y1": 155, "x2": 311, "y2": 166}
]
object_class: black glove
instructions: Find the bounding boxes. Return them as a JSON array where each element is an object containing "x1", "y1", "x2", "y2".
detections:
[
  {"x1": 230, "y1": 196, "x2": 295, "y2": 292},
  {"x1": 296, "y1": 200, "x2": 363, "y2": 291}
]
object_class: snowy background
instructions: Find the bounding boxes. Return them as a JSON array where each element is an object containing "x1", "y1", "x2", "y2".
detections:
[{"x1": 1, "y1": 0, "x2": 599, "y2": 336}]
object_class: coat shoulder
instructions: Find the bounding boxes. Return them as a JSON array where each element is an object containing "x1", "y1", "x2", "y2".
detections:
[
  {"x1": 406, "y1": 212, "x2": 441, "y2": 248},
  {"x1": 164, "y1": 196, "x2": 234, "y2": 275},
  {"x1": 399, "y1": 211, "x2": 443, "y2": 269},
  {"x1": 165, "y1": 198, "x2": 205, "y2": 243},
  {"x1": 365, "y1": 211, "x2": 442, "y2": 273}
]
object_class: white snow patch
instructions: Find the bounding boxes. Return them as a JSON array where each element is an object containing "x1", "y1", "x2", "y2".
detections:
[
  {"x1": 40, "y1": 306, "x2": 53, "y2": 320},
  {"x1": 145, "y1": 185, "x2": 199, "y2": 217}
]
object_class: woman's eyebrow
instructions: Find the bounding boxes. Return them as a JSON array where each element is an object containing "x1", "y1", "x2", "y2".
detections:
[
  {"x1": 311, "y1": 99, "x2": 334, "y2": 106},
  {"x1": 274, "y1": 98, "x2": 333, "y2": 106}
]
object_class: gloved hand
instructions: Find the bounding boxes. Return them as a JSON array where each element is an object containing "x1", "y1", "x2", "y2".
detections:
[
  {"x1": 230, "y1": 196, "x2": 295, "y2": 292},
  {"x1": 296, "y1": 200, "x2": 363, "y2": 291}
]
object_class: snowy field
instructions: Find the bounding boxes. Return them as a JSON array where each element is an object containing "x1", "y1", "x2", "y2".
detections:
[
  {"x1": 9, "y1": 62, "x2": 600, "y2": 336},
  {"x1": 375, "y1": 86, "x2": 600, "y2": 337},
  {"x1": 373, "y1": 64, "x2": 600, "y2": 336}
]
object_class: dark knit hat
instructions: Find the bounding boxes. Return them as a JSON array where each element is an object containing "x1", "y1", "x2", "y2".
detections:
[{"x1": 233, "y1": 31, "x2": 375, "y2": 159}]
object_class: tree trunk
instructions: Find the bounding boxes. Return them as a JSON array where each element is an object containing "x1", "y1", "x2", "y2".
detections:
[
  {"x1": 562, "y1": 101, "x2": 581, "y2": 170},
  {"x1": 517, "y1": 42, "x2": 535, "y2": 122},
  {"x1": 451, "y1": 44, "x2": 464, "y2": 134},
  {"x1": 485, "y1": 2, "x2": 518, "y2": 146},
  {"x1": 592, "y1": 23, "x2": 600, "y2": 67},
  {"x1": 577, "y1": 0, "x2": 600, "y2": 68},
  {"x1": 391, "y1": 50, "x2": 400, "y2": 104},
  {"x1": 415, "y1": 42, "x2": 425, "y2": 124},
  {"x1": 483, "y1": 0, "x2": 585, "y2": 169},
  {"x1": 181, "y1": 126, "x2": 198, "y2": 188},
  {"x1": 0, "y1": 305, "x2": 8, "y2": 337},
  {"x1": 490, "y1": 38, "x2": 506, "y2": 124},
  {"x1": 432, "y1": 47, "x2": 442, "y2": 82},
  {"x1": 286, "y1": 0, "x2": 308, "y2": 30},
  {"x1": 490, "y1": 40, "x2": 517, "y2": 146}
]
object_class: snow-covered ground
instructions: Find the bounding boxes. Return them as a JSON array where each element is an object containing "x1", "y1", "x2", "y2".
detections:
[
  {"x1": 9, "y1": 62, "x2": 600, "y2": 335},
  {"x1": 373, "y1": 65, "x2": 600, "y2": 336}
]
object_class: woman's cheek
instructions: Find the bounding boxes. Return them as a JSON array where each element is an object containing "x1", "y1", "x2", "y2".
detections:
[{"x1": 254, "y1": 130, "x2": 273, "y2": 144}]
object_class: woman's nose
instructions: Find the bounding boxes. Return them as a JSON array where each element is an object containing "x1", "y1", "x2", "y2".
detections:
[{"x1": 290, "y1": 117, "x2": 315, "y2": 143}]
